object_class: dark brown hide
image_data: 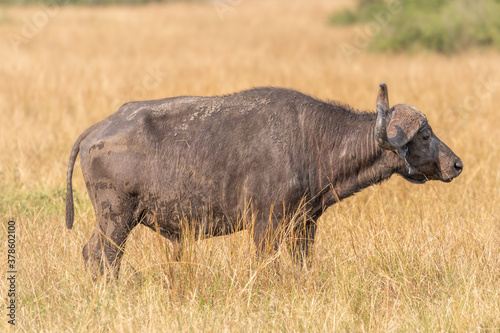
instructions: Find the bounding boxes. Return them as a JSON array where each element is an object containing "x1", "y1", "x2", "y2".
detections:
[{"x1": 66, "y1": 85, "x2": 463, "y2": 277}]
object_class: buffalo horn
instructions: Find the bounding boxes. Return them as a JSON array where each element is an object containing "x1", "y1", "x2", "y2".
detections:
[{"x1": 375, "y1": 83, "x2": 398, "y2": 151}]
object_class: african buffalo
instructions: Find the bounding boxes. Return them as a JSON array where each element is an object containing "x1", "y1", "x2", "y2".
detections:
[{"x1": 66, "y1": 83, "x2": 463, "y2": 277}]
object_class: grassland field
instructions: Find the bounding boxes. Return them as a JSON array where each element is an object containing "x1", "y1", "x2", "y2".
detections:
[{"x1": 0, "y1": 0, "x2": 499, "y2": 331}]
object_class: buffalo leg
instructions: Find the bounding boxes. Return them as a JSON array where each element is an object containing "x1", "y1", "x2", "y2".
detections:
[
  {"x1": 83, "y1": 189, "x2": 137, "y2": 278},
  {"x1": 252, "y1": 214, "x2": 282, "y2": 258},
  {"x1": 291, "y1": 218, "x2": 318, "y2": 267}
]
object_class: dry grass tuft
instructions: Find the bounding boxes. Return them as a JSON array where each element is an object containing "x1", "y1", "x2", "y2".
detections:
[{"x1": 0, "y1": 0, "x2": 499, "y2": 331}]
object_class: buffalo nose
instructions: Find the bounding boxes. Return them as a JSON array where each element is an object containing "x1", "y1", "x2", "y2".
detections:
[{"x1": 454, "y1": 160, "x2": 463, "y2": 174}]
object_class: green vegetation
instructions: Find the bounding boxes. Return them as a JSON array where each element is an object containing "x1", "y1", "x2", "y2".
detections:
[{"x1": 330, "y1": 0, "x2": 500, "y2": 53}]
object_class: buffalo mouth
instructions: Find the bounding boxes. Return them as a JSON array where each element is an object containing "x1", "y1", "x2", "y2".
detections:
[
  {"x1": 402, "y1": 174, "x2": 428, "y2": 184},
  {"x1": 402, "y1": 172, "x2": 449, "y2": 184},
  {"x1": 440, "y1": 174, "x2": 460, "y2": 183},
  {"x1": 403, "y1": 173, "x2": 457, "y2": 184},
  {"x1": 439, "y1": 170, "x2": 460, "y2": 183},
  {"x1": 401, "y1": 168, "x2": 461, "y2": 184}
]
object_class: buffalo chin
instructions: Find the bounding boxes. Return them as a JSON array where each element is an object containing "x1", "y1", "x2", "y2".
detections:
[
  {"x1": 401, "y1": 174, "x2": 428, "y2": 184},
  {"x1": 402, "y1": 173, "x2": 456, "y2": 184}
]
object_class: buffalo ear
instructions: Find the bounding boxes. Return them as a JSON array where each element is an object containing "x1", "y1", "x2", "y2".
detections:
[{"x1": 386, "y1": 104, "x2": 427, "y2": 147}]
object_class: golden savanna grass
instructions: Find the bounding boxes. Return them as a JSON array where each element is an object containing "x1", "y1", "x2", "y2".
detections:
[{"x1": 1, "y1": 0, "x2": 499, "y2": 331}]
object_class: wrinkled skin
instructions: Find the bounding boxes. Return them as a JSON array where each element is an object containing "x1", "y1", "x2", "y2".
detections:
[{"x1": 66, "y1": 85, "x2": 463, "y2": 278}]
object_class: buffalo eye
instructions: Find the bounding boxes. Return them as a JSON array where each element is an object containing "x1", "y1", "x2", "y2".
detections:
[{"x1": 422, "y1": 130, "x2": 431, "y2": 141}]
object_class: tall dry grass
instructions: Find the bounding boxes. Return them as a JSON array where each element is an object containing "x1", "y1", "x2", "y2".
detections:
[{"x1": 0, "y1": 0, "x2": 499, "y2": 331}]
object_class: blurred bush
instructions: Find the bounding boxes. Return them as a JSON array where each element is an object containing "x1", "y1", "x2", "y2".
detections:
[{"x1": 330, "y1": 0, "x2": 500, "y2": 54}]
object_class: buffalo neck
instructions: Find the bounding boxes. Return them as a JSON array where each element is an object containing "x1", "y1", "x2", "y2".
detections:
[{"x1": 307, "y1": 104, "x2": 403, "y2": 206}]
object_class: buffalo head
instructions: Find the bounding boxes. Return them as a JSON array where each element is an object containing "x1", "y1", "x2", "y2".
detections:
[{"x1": 375, "y1": 83, "x2": 463, "y2": 184}]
